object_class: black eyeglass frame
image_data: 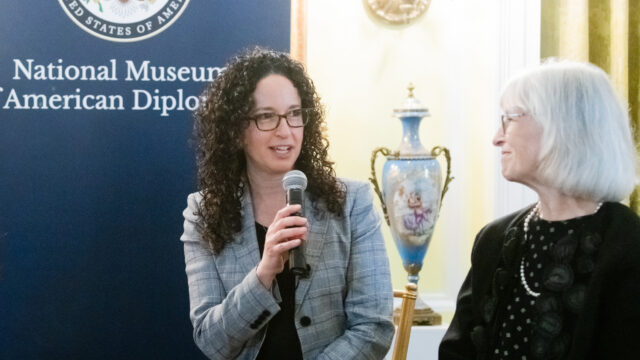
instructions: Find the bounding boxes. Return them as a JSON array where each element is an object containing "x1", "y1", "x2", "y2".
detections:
[{"x1": 247, "y1": 108, "x2": 313, "y2": 131}]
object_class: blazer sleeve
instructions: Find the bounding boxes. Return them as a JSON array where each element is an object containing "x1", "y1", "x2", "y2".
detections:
[
  {"x1": 439, "y1": 207, "x2": 536, "y2": 359},
  {"x1": 439, "y1": 267, "x2": 476, "y2": 359},
  {"x1": 180, "y1": 193, "x2": 280, "y2": 360},
  {"x1": 591, "y1": 212, "x2": 640, "y2": 358},
  {"x1": 596, "y1": 258, "x2": 640, "y2": 358},
  {"x1": 316, "y1": 183, "x2": 395, "y2": 360}
]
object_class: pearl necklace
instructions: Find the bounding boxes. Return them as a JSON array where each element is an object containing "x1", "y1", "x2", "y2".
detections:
[{"x1": 519, "y1": 201, "x2": 603, "y2": 297}]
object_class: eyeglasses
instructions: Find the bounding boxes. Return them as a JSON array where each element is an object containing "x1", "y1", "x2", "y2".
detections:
[
  {"x1": 248, "y1": 108, "x2": 312, "y2": 131},
  {"x1": 500, "y1": 112, "x2": 527, "y2": 133}
]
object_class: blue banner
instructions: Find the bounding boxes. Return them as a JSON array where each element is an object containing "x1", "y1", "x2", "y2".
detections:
[{"x1": 0, "y1": 1, "x2": 290, "y2": 358}]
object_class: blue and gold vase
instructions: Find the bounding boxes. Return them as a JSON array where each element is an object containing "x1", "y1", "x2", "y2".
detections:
[{"x1": 370, "y1": 84, "x2": 453, "y2": 285}]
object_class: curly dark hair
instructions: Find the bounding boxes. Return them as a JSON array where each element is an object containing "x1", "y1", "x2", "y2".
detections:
[{"x1": 193, "y1": 47, "x2": 346, "y2": 254}]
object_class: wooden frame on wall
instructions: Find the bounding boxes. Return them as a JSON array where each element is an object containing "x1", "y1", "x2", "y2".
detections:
[{"x1": 291, "y1": 0, "x2": 307, "y2": 64}]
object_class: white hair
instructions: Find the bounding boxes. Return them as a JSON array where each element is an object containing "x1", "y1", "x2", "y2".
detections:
[{"x1": 500, "y1": 59, "x2": 638, "y2": 201}]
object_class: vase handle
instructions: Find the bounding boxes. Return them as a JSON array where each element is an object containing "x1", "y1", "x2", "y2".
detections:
[
  {"x1": 369, "y1": 147, "x2": 392, "y2": 226},
  {"x1": 431, "y1": 146, "x2": 454, "y2": 209}
]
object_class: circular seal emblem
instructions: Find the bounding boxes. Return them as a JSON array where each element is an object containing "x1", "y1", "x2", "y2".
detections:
[
  {"x1": 363, "y1": 0, "x2": 430, "y2": 25},
  {"x1": 59, "y1": 0, "x2": 190, "y2": 42}
]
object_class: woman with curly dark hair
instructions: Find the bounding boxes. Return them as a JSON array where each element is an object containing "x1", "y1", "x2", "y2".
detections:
[{"x1": 179, "y1": 48, "x2": 394, "y2": 360}]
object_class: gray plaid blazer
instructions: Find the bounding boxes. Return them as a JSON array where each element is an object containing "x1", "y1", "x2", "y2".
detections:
[{"x1": 180, "y1": 179, "x2": 394, "y2": 359}]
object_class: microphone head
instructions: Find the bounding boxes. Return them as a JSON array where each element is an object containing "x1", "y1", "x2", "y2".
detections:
[{"x1": 282, "y1": 170, "x2": 307, "y2": 191}]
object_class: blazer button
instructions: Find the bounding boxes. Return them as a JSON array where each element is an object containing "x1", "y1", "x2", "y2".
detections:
[{"x1": 300, "y1": 316, "x2": 311, "y2": 327}]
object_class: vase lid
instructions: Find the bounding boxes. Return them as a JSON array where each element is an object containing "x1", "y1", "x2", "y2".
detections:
[{"x1": 393, "y1": 83, "x2": 430, "y2": 118}]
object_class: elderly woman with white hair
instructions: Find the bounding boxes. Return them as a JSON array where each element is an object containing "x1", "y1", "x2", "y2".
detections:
[{"x1": 440, "y1": 60, "x2": 640, "y2": 360}]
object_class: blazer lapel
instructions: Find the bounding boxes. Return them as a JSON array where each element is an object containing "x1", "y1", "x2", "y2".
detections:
[
  {"x1": 295, "y1": 191, "x2": 330, "y2": 307},
  {"x1": 213, "y1": 192, "x2": 261, "y2": 290},
  {"x1": 235, "y1": 192, "x2": 261, "y2": 273}
]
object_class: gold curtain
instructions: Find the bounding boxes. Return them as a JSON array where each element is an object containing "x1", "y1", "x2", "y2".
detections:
[{"x1": 542, "y1": 0, "x2": 640, "y2": 213}]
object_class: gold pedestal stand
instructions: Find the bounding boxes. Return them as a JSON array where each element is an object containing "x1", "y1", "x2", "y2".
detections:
[{"x1": 393, "y1": 294, "x2": 441, "y2": 326}]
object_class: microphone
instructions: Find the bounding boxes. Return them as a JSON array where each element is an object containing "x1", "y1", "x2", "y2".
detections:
[{"x1": 282, "y1": 170, "x2": 310, "y2": 278}]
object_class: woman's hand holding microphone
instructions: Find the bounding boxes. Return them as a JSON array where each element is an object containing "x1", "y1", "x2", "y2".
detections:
[{"x1": 256, "y1": 204, "x2": 307, "y2": 288}]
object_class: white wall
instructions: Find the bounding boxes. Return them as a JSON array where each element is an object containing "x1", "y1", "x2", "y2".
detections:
[{"x1": 306, "y1": 0, "x2": 540, "y2": 319}]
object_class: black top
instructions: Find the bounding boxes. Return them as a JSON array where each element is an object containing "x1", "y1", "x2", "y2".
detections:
[
  {"x1": 440, "y1": 202, "x2": 640, "y2": 360},
  {"x1": 255, "y1": 223, "x2": 303, "y2": 360},
  {"x1": 492, "y1": 214, "x2": 594, "y2": 359}
]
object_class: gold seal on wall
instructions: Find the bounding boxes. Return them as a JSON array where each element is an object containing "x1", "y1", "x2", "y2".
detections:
[
  {"x1": 59, "y1": 0, "x2": 190, "y2": 42},
  {"x1": 363, "y1": 0, "x2": 431, "y2": 25}
]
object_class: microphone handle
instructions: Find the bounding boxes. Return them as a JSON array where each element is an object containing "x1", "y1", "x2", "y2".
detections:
[
  {"x1": 289, "y1": 242, "x2": 308, "y2": 277},
  {"x1": 287, "y1": 188, "x2": 309, "y2": 277}
]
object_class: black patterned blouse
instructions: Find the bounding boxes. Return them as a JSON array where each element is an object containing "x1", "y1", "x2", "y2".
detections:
[{"x1": 492, "y1": 212, "x2": 601, "y2": 360}]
